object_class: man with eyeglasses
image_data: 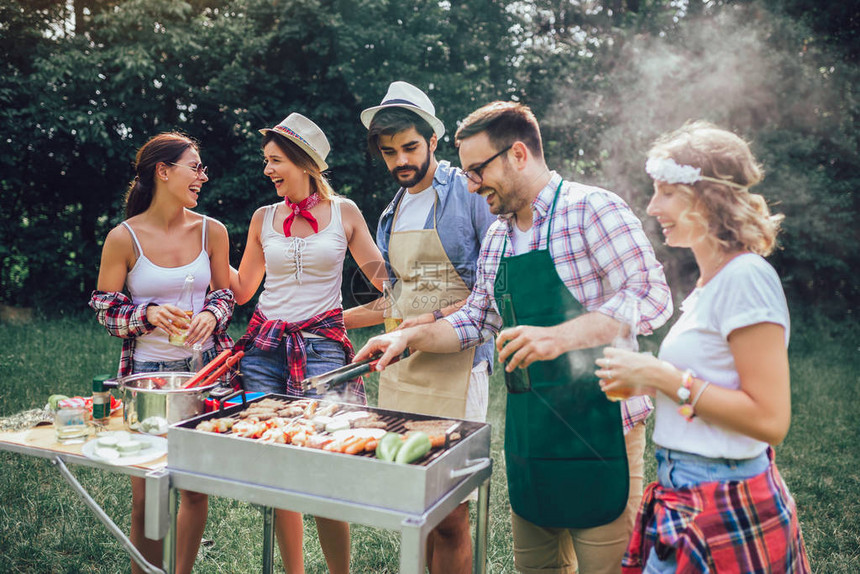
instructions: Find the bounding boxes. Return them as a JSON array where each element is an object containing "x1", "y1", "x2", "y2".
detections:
[
  {"x1": 344, "y1": 81, "x2": 495, "y2": 574},
  {"x1": 357, "y1": 101, "x2": 673, "y2": 574}
]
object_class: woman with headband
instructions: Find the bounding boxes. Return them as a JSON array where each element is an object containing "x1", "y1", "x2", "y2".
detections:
[{"x1": 595, "y1": 122, "x2": 810, "y2": 573}]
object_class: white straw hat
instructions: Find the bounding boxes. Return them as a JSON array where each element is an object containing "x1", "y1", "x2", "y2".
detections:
[
  {"x1": 360, "y1": 81, "x2": 445, "y2": 138},
  {"x1": 259, "y1": 113, "x2": 330, "y2": 171}
]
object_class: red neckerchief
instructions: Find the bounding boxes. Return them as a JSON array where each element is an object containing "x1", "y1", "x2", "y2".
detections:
[{"x1": 283, "y1": 192, "x2": 321, "y2": 237}]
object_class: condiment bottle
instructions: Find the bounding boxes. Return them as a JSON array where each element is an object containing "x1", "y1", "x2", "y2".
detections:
[
  {"x1": 382, "y1": 280, "x2": 403, "y2": 333},
  {"x1": 169, "y1": 274, "x2": 194, "y2": 346},
  {"x1": 91, "y1": 374, "x2": 113, "y2": 425}
]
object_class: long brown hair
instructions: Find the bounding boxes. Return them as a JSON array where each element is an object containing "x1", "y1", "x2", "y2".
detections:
[{"x1": 124, "y1": 132, "x2": 197, "y2": 218}]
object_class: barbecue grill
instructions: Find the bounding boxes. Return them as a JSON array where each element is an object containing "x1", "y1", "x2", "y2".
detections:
[{"x1": 162, "y1": 394, "x2": 493, "y2": 573}]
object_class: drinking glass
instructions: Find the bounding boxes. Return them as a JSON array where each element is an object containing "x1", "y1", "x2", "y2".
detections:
[
  {"x1": 54, "y1": 406, "x2": 90, "y2": 444},
  {"x1": 604, "y1": 299, "x2": 642, "y2": 402}
]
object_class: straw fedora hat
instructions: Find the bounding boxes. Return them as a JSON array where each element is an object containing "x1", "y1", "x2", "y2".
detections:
[
  {"x1": 259, "y1": 113, "x2": 330, "y2": 171},
  {"x1": 360, "y1": 81, "x2": 445, "y2": 138}
]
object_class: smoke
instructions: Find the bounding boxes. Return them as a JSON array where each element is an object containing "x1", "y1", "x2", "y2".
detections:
[{"x1": 544, "y1": 2, "x2": 846, "y2": 299}]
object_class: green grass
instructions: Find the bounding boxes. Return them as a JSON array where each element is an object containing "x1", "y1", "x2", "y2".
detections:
[{"x1": 0, "y1": 313, "x2": 858, "y2": 573}]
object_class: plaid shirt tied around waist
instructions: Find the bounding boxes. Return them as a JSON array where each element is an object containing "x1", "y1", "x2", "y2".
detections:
[
  {"x1": 234, "y1": 306, "x2": 365, "y2": 403},
  {"x1": 88, "y1": 289, "x2": 235, "y2": 383},
  {"x1": 623, "y1": 448, "x2": 811, "y2": 574}
]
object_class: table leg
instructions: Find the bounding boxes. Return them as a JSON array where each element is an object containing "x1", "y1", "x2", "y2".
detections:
[
  {"x1": 52, "y1": 456, "x2": 167, "y2": 574},
  {"x1": 399, "y1": 516, "x2": 427, "y2": 574},
  {"x1": 262, "y1": 506, "x2": 275, "y2": 574},
  {"x1": 163, "y1": 486, "x2": 178, "y2": 574},
  {"x1": 474, "y1": 478, "x2": 491, "y2": 574}
]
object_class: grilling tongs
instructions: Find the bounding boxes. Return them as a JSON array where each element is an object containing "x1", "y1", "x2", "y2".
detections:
[{"x1": 301, "y1": 349, "x2": 410, "y2": 395}]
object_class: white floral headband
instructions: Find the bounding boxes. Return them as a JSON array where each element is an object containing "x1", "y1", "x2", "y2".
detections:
[{"x1": 645, "y1": 157, "x2": 747, "y2": 190}]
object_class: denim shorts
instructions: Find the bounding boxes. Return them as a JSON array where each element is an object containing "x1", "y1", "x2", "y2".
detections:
[
  {"x1": 643, "y1": 447, "x2": 771, "y2": 573},
  {"x1": 132, "y1": 347, "x2": 218, "y2": 374},
  {"x1": 240, "y1": 337, "x2": 345, "y2": 399}
]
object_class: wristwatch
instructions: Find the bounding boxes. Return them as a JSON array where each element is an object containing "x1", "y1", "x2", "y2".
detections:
[
  {"x1": 677, "y1": 369, "x2": 696, "y2": 421},
  {"x1": 677, "y1": 369, "x2": 694, "y2": 402},
  {"x1": 432, "y1": 309, "x2": 444, "y2": 321}
]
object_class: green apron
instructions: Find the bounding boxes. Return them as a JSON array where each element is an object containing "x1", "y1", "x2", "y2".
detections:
[{"x1": 493, "y1": 180, "x2": 629, "y2": 529}]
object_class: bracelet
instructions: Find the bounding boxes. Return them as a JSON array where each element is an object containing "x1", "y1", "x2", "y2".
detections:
[
  {"x1": 432, "y1": 309, "x2": 444, "y2": 321},
  {"x1": 690, "y1": 380, "x2": 712, "y2": 412},
  {"x1": 677, "y1": 369, "x2": 695, "y2": 422}
]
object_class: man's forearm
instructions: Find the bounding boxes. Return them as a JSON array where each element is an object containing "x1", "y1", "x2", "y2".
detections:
[
  {"x1": 555, "y1": 311, "x2": 625, "y2": 352},
  {"x1": 405, "y1": 318, "x2": 463, "y2": 354}
]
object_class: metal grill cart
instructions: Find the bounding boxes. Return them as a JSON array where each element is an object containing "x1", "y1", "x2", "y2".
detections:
[
  {"x1": 0, "y1": 395, "x2": 493, "y2": 574},
  {"x1": 165, "y1": 395, "x2": 493, "y2": 574}
]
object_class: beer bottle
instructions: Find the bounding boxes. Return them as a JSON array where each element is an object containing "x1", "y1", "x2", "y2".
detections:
[{"x1": 168, "y1": 274, "x2": 194, "y2": 346}]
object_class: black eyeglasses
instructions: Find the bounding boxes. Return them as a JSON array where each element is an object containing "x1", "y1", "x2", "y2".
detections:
[
  {"x1": 170, "y1": 162, "x2": 209, "y2": 178},
  {"x1": 462, "y1": 145, "x2": 512, "y2": 185}
]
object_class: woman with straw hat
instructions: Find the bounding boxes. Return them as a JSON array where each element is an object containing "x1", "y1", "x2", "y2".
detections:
[{"x1": 230, "y1": 112, "x2": 385, "y2": 573}]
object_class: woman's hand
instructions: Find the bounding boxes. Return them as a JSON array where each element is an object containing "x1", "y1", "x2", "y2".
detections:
[
  {"x1": 145, "y1": 304, "x2": 191, "y2": 338},
  {"x1": 185, "y1": 310, "x2": 217, "y2": 346},
  {"x1": 594, "y1": 347, "x2": 671, "y2": 398}
]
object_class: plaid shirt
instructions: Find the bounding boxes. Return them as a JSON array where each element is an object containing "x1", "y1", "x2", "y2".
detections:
[
  {"x1": 623, "y1": 449, "x2": 811, "y2": 573},
  {"x1": 89, "y1": 289, "x2": 235, "y2": 380},
  {"x1": 446, "y1": 172, "x2": 673, "y2": 431},
  {"x1": 234, "y1": 306, "x2": 365, "y2": 404}
]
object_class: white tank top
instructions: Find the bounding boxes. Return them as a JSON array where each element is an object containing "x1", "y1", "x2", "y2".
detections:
[
  {"x1": 257, "y1": 197, "x2": 347, "y2": 322},
  {"x1": 123, "y1": 217, "x2": 214, "y2": 361}
]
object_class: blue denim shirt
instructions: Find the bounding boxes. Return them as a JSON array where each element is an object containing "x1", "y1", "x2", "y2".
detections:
[{"x1": 376, "y1": 160, "x2": 496, "y2": 371}]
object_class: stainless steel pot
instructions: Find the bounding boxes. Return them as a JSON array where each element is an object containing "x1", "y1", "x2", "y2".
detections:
[{"x1": 105, "y1": 372, "x2": 222, "y2": 435}]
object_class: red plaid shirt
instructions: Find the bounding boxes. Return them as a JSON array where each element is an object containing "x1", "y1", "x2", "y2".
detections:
[
  {"x1": 624, "y1": 449, "x2": 811, "y2": 573},
  {"x1": 89, "y1": 289, "x2": 235, "y2": 380},
  {"x1": 234, "y1": 306, "x2": 365, "y2": 403}
]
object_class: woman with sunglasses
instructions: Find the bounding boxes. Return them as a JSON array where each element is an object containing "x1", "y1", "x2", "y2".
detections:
[
  {"x1": 595, "y1": 122, "x2": 810, "y2": 573},
  {"x1": 89, "y1": 132, "x2": 234, "y2": 574},
  {"x1": 230, "y1": 113, "x2": 385, "y2": 574}
]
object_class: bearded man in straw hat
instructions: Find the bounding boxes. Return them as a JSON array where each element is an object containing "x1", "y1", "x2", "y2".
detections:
[{"x1": 344, "y1": 81, "x2": 495, "y2": 573}]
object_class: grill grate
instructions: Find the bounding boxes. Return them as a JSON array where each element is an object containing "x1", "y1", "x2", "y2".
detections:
[{"x1": 184, "y1": 393, "x2": 475, "y2": 466}]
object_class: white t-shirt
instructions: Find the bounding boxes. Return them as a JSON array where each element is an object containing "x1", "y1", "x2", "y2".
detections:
[
  {"x1": 393, "y1": 186, "x2": 435, "y2": 232},
  {"x1": 652, "y1": 253, "x2": 790, "y2": 459},
  {"x1": 510, "y1": 221, "x2": 533, "y2": 255}
]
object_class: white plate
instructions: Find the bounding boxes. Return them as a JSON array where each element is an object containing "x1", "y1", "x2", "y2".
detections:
[{"x1": 81, "y1": 432, "x2": 167, "y2": 466}]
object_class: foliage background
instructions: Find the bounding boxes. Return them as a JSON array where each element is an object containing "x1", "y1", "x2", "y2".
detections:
[{"x1": 1, "y1": 0, "x2": 857, "y2": 317}]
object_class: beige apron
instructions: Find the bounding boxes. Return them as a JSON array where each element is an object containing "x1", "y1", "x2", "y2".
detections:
[{"x1": 377, "y1": 194, "x2": 476, "y2": 418}]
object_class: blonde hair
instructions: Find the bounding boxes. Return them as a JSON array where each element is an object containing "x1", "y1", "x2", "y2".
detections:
[
  {"x1": 262, "y1": 132, "x2": 336, "y2": 201},
  {"x1": 648, "y1": 121, "x2": 782, "y2": 256}
]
